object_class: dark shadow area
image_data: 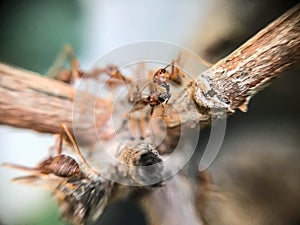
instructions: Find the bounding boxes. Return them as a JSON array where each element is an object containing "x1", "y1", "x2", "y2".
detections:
[
  {"x1": 93, "y1": 200, "x2": 147, "y2": 225},
  {"x1": 0, "y1": 0, "x2": 82, "y2": 73}
]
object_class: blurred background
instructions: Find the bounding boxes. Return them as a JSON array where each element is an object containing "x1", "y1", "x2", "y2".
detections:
[{"x1": 0, "y1": 0, "x2": 299, "y2": 225}]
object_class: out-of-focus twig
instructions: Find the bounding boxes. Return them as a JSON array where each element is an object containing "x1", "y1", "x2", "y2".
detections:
[
  {"x1": 0, "y1": 63, "x2": 112, "y2": 145},
  {"x1": 0, "y1": 4, "x2": 298, "y2": 139}
]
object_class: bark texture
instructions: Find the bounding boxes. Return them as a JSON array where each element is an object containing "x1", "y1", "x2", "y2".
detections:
[
  {"x1": 0, "y1": 5, "x2": 299, "y2": 135},
  {"x1": 0, "y1": 63, "x2": 112, "y2": 144},
  {"x1": 192, "y1": 3, "x2": 300, "y2": 114}
]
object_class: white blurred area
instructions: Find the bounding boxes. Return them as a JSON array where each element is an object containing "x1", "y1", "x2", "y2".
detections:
[
  {"x1": 79, "y1": 0, "x2": 212, "y2": 66},
  {"x1": 0, "y1": 0, "x2": 213, "y2": 224},
  {"x1": 0, "y1": 127, "x2": 54, "y2": 224}
]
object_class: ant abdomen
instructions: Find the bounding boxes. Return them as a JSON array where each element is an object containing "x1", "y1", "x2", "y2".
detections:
[{"x1": 37, "y1": 155, "x2": 81, "y2": 177}]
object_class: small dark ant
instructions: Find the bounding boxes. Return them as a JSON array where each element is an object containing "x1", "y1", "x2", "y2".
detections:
[
  {"x1": 153, "y1": 58, "x2": 185, "y2": 85},
  {"x1": 128, "y1": 59, "x2": 185, "y2": 118}
]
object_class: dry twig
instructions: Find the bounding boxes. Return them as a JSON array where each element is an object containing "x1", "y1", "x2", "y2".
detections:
[
  {"x1": 0, "y1": 64, "x2": 112, "y2": 145},
  {"x1": 0, "y1": 4, "x2": 299, "y2": 137},
  {"x1": 175, "y1": 3, "x2": 300, "y2": 130}
]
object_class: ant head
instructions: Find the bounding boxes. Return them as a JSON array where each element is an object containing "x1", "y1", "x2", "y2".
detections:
[
  {"x1": 157, "y1": 67, "x2": 169, "y2": 80},
  {"x1": 162, "y1": 58, "x2": 180, "y2": 71},
  {"x1": 149, "y1": 90, "x2": 156, "y2": 96},
  {"x1": 105, "y1": 64, "x2": 118, "y2": 74},
  {"x1": 160, "y1": 68, "x2": 166, "y2": 74}
]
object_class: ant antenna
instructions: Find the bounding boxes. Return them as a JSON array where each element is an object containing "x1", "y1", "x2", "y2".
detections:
[{"x1": 164, "y1": 57, "x2": 182, "y2": 69}]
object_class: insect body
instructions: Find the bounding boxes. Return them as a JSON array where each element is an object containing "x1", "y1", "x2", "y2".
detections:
[
  {"x1": 143, "y1": 59, "x2": 186, "y2": 111},
  {"x1": 56, "y1": 175, "x2": 112, "y2": 225},
  {"x1": 3, "y1": 124, "x2": 112, "y2": 225},
  {"x1": 117, "y1": 143, "x2": 163, "y2": 187},
  {"x1": 131, "y1": 90, "x2": 165, "y2": 114},
  {"x1": 2, "y1": 154, "x2": 81, "y2": 179},
  {"x1": 153, "y1": 58, "x2": 186, "y2": 86},
  {"x1": 129, "y1": 64, "x2": 176, "y2": 116},
  {"x1": 125, "y1": 60, "x2": 185, "y2": 141},
  {"x1": 3, "y1": 124, "x2": 93, "y2": 179},
  {"x1": 157, "y1": 82, "x2": 171, "y2": 103},
  {"x1": 153, "y1": 67, "x2": 170, "y2": 84},
  {"x1": 152, "y1": 66, "x2": 172, "y2": 104},
  {"x1": 36, "y1": 154, "x2": 81, "y2": 177}
]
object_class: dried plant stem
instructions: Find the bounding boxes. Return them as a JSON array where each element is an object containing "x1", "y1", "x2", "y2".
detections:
[
  {"x1": 0, "y1": 5, "x2": 299, "y2": 138},
  {"x1": 191, "y1": 3, "x2": 300, "y2": 115},
  {"x1": 0, "y1": 63, "x2": 112, "y2": 144},
  {"x1": 139, "y1": 4, "x2": 300, "y2": 225}
]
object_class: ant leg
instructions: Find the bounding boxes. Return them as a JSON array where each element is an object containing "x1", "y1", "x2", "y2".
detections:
[
  {"x1": 181, "y1": 49, "x2": 213, "y2": 68},
  {"x1": 150, "y1": 106, "x2": 155, "y2": 116},
  {"x1": 102, "y1": 65, "x2": 132, "y2": 94},
  {"x1": 139, "y1": 106, "x2": 147, "y2": 140},
  {"x1": 169, "y1": 60, "x2": 186, "y2": 85},
  {"x1": 57, "y1": 124, "x2": 64, "y2": 155},
  {"x1": 47, "y1": 133, "x2": 62, "y2": 156},
  {"x1": 59, "y1": 124, "x2": 100, "y2": 176},
  {"x1": 12, "y1": 174, "x2": 41, "y2": 183},
  {"x1": 166, "y1": 94, "x2": 171, "y2": 104},
  {"x1": 47, "y1": 44, "x2": 75, "y2": 77},
  {"x1": 12, "y1": 174, "x2": 61, "y2": 191},
  {"x1": 198, "y1": 56, "x2": 213, "y2": 68},
  {"x1": 2, "y1": 162, "x2": 37, "y2": 172},
  {"x1": 70, "y1": 58, "x2": 80, "y2": 82},
  {"x1": 50, "y1": 123, "x2": 72, "y2": 156},
  {"x1": 1, "y1": 163, "x2": 46, "y2": 184},
  {"x1": 47, "y1": 44, "x2": 81, "y2": 83}
]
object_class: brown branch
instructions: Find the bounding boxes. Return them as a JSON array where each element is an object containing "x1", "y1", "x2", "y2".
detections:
[
  {"x1": 0, "y1": 63, "x2": 112, "y2": 145},
  {"x1": 138, "y1": 4, "x2": 300, "y2": 225},
  {"x1": 0, "y1": 4, "x2": 298, "y2": 138},
  {"x1": 191, "y1": 3, "x2": 300, "y2": 115}
]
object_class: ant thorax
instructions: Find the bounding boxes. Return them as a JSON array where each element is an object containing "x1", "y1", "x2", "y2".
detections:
[{"x1": 92, "y1": 60, "x2": 189, "y2": 157}]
